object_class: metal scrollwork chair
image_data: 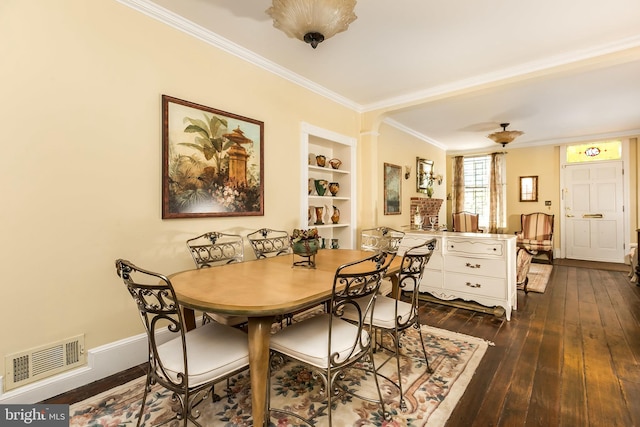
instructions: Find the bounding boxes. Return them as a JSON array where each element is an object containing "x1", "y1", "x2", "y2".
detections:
[
  {"x1": 114, "y1": 259, "x2": 250, "y2": 427},
  {"x1": 247, "y1": 228, "x2": 298, "y2": 325},
  {"x1": 267, "y1": 251, "x2": 396, "y2": 426},
  {"x1": 246, "y1": 228, "x2": 291, "y2": 259},
  {"x1": 361, "y1": 226, "x2": 405, "y2": 253},
  {"x1": 186, "y1": 231, "x2": 247, "y2": 327},
  {"x1": 343, "y1": 240, "x2": 436, "y2": 411},
  {"x1": 361, "y1": 226, "x2": 405, "y2": 296}
]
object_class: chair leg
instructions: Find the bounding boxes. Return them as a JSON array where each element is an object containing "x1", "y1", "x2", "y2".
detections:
[
  {"x1": 416, "y1": 323, "x2": 433, "y2": 375},
  {"x1": 368, "y1": 345, "x2": 390, "y2": 422},
  {"x1": 136, "y1": 374, "x2": 152, "y2": 427},
  {"x1": 523, "y1": 277, "x2": 529, "y2": 294},
  {"x1": 392, "y1": 330, "x2": 407, "y2": 412}
]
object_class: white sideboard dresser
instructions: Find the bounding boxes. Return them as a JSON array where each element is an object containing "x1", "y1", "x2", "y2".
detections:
[{"x1": 399, "y1": 230, "x2": 517, "y2": 320}]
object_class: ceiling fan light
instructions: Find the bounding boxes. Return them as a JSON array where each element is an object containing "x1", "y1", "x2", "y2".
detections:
[
  {"x1": 487, "y1": 123, "x2": 524, "y2": 147},
  {"x1": 266, "y1": 0, "x2": 357, "y2": 48}
]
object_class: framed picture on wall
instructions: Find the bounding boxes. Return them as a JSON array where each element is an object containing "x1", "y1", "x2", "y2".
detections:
[
  {"x1": 162, "y1": 95, "x2": 264, "y2": 218},
  {"x1": 384, "y1": 163, "x2": 402, "y2": 215}
]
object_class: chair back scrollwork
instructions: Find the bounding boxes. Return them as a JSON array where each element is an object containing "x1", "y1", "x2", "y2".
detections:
[
  {"x1": 247, "y1": 228, "x2": 291, "y2": 259},
  {"x1": 186, "y1": 231, "x2": 244, "y2": 268}
]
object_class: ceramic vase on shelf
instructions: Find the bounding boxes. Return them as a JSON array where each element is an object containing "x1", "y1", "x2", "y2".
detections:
[
  {"x1": 308, "y1": 206, "x2": 314, "y2": 226},
  {"x1": 314, "y1": 206, "x2": 324, "y2": 225},
  {"x1": 314, "y1": 179, "x2": 328, "y2": 196},
  {"x1": 308, "y1": 178, "x2": 315, "y2": 195},
  {"x1": 329, "y1": 182, "x2": 340, "y2": 196},
  {"x1": 331, "y1": 205, "x2": 340, "y2": 224},
  {"x1": 308, "y1": 153, "x2": 316, "y2": 165},
  {"x1": 316, "y1": 155, "x2": 326, "y2": 167}
]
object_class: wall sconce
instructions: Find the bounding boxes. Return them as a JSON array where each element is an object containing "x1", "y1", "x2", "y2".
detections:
[
  {"x1": 429, "y1": 171, "x2": 443, "y2": 185},
  {"x1": 404, "y1": 165, "x2": 411, "y2": 180}
]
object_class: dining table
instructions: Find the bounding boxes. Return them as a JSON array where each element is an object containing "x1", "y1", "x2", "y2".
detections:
[{"x1": 169, "y1": 248, "x2": 401, "y2": 427}]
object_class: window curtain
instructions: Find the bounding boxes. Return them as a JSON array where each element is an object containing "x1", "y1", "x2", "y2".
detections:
[
  {"x1": 452, "y1": 156, "x2": 465, "y2": 213},
  {"x1": 489, "y1": 152, "x2": 506, "y2": 233}
]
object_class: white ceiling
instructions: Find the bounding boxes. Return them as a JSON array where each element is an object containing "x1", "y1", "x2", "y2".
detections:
[{"x1": 128, "y1": 0, "x2": 640, "y2": 152}]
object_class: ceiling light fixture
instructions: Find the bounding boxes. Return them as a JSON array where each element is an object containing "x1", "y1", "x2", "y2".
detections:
[
  {"x1": 487, "y1": 123, "x2": 524, "y2": 147},
  {"x1": 266, "y1": 0, "x2": 357, "y2": 49}
]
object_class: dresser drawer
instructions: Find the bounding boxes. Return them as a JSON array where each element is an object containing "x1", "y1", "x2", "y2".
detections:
[
  {"x1": 445, "y1": 238, "x2": 504, "y2": 258},
  {"x1": 444, "y1": 255, "x2": 506, "y2": 278},
  {"x1": 419, "y1": 269, "x2": 443, "y2": 291},
  {"x1": 446, "y1": 272, "x2": 506, "y2": 299},
  {"x1": 425, "y1": 252, "x2": 443, "y2": 270},
  {"x1": 400, "y1": 235, "x2": 441, "y2": 255}
]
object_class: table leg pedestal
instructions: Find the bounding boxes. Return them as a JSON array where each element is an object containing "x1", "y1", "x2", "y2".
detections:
[
  {"x1": 248, "y1": 316, "x2": 275, "y2": 427},
  {"x1": 182, "y1": 307, "x2": 197, "y2": 331}
]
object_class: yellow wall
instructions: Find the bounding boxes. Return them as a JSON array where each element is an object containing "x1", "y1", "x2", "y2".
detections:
[
  {"x1": 504, "y1": 145, "x2": 560, "y2": 234},
  {"x1": 0, "y1": 0, "x2": 359, "y2": 359},
  {"x1": 376, "y1": 123, "x2": 447, "y2": 230}
]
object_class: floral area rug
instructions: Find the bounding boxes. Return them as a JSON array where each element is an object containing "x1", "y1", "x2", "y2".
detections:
[{"x1": 70, "y1": 325, "x2": 490, "y2": 427}]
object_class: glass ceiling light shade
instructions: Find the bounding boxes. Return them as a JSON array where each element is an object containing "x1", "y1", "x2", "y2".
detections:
[
  {"x1": 487, "y1": 123, "x2": 524, "y2": 147},
  {"x1": 266, "y1": 0, "x2": 357, "y2": 49}
]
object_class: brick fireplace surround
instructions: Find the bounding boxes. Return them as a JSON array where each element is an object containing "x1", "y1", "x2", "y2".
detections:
[{"x1": 410, "y1": 197, "x2": 443, "y2": 229}]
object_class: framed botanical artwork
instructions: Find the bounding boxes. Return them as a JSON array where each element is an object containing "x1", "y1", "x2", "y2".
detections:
[
  {"x1": 384, "y1": 163, "x2": 402, "y2": 215},
  {"x1": 162, "y1": 95, "x2": 264, "y2": 218}
]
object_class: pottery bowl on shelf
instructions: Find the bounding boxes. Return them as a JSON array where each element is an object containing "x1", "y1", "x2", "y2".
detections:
[
  {"x1": 329, "y1": 158, "x2": 342, "y2": 169},
  {"x1": 329, "y1": 182, "x2": 340, "y2": 196}
]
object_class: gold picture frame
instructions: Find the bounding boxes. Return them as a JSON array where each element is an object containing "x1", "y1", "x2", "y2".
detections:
[
  {"x1": 384, "y1": 163, "x2": 402, "y2": 215},
  {"x1": 162, "y1": 95, "x2": 264, "y2": 218}
]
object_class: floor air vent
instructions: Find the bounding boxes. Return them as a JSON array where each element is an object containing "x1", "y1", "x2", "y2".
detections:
[{"x1": 4, "y1": 335, "x2": 85, "y2": 391}]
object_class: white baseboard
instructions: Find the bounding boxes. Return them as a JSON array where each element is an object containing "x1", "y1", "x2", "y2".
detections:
[{"x1": 0, "y1": 330, "x2": 171, "y2": 404}]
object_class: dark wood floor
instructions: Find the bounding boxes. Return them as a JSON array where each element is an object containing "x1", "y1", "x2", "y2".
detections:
[{"x1": 43, "y1": 260, "x2": 640, "y2": 426}]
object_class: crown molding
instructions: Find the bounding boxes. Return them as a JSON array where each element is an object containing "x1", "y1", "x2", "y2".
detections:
[
  {"x1": 363, "y1": 35, "x2": 640, "y2": 113},
  {"x1": 383, "y1": 118, "x2": 447, "y2": 151},
  {"x1": 116, "y1": 0, "x2": 361, "y2": 111}
]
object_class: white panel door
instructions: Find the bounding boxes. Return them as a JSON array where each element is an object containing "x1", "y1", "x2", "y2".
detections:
[{"x1": 564, "y1": 161, "x2": 624, "y2": 262}]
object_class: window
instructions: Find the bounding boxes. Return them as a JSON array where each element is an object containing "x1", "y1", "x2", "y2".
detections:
[
  {"x1": 566, "y1": 140, "x2": 621, "y2": 163},
  {"x1": 463, "y1": 156, "x2": 490, "y2": 228}
]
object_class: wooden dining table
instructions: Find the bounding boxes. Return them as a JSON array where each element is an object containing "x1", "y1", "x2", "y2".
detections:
[{"x1": 169, "y1": 249, "x2": 400, "y2": 427}]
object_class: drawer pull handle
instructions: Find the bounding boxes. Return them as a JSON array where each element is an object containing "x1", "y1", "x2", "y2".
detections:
[
  {"x1": 466, "y1": 262, "x2": 481, "y2": 269},
  {"x1": 465, "y1": 282, "x2": 482, "y2": 288}
]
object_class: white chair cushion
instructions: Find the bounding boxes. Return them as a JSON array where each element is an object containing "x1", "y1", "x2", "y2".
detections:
[
  {"x1": 156, "y1": 322, "x2": 249, "y2": 387},
  {"x1": 368, "y1": 296, "x2": 412, "y2": 329},
  {"x1": 342, "y1": 296, "x2": 412, "y2": 329},
  {"x1": 270, "y1": 313, "x2": 369, "y2": 369}
]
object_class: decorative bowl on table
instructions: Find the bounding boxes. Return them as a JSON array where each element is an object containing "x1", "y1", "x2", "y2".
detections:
[{"x1": 291, "y1": 228, "x2": 321, "y2": 268}]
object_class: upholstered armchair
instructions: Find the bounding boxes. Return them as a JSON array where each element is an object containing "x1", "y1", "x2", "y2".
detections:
[
  {"x1": 516, "y1": 212, "x2": 554, "y2": 264},
  {"x1": 451, "y1": 212, "x2": 483, "y2": 233}
]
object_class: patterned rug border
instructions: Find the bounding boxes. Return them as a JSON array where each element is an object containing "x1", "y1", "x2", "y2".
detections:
[{"x1": 70, "y1": 326, "x2": 492, "y2": 427}]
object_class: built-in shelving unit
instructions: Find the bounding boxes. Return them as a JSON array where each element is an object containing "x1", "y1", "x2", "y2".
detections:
[{"x1": 300, "y1": 123, "x2": 356, "y2": 249}]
